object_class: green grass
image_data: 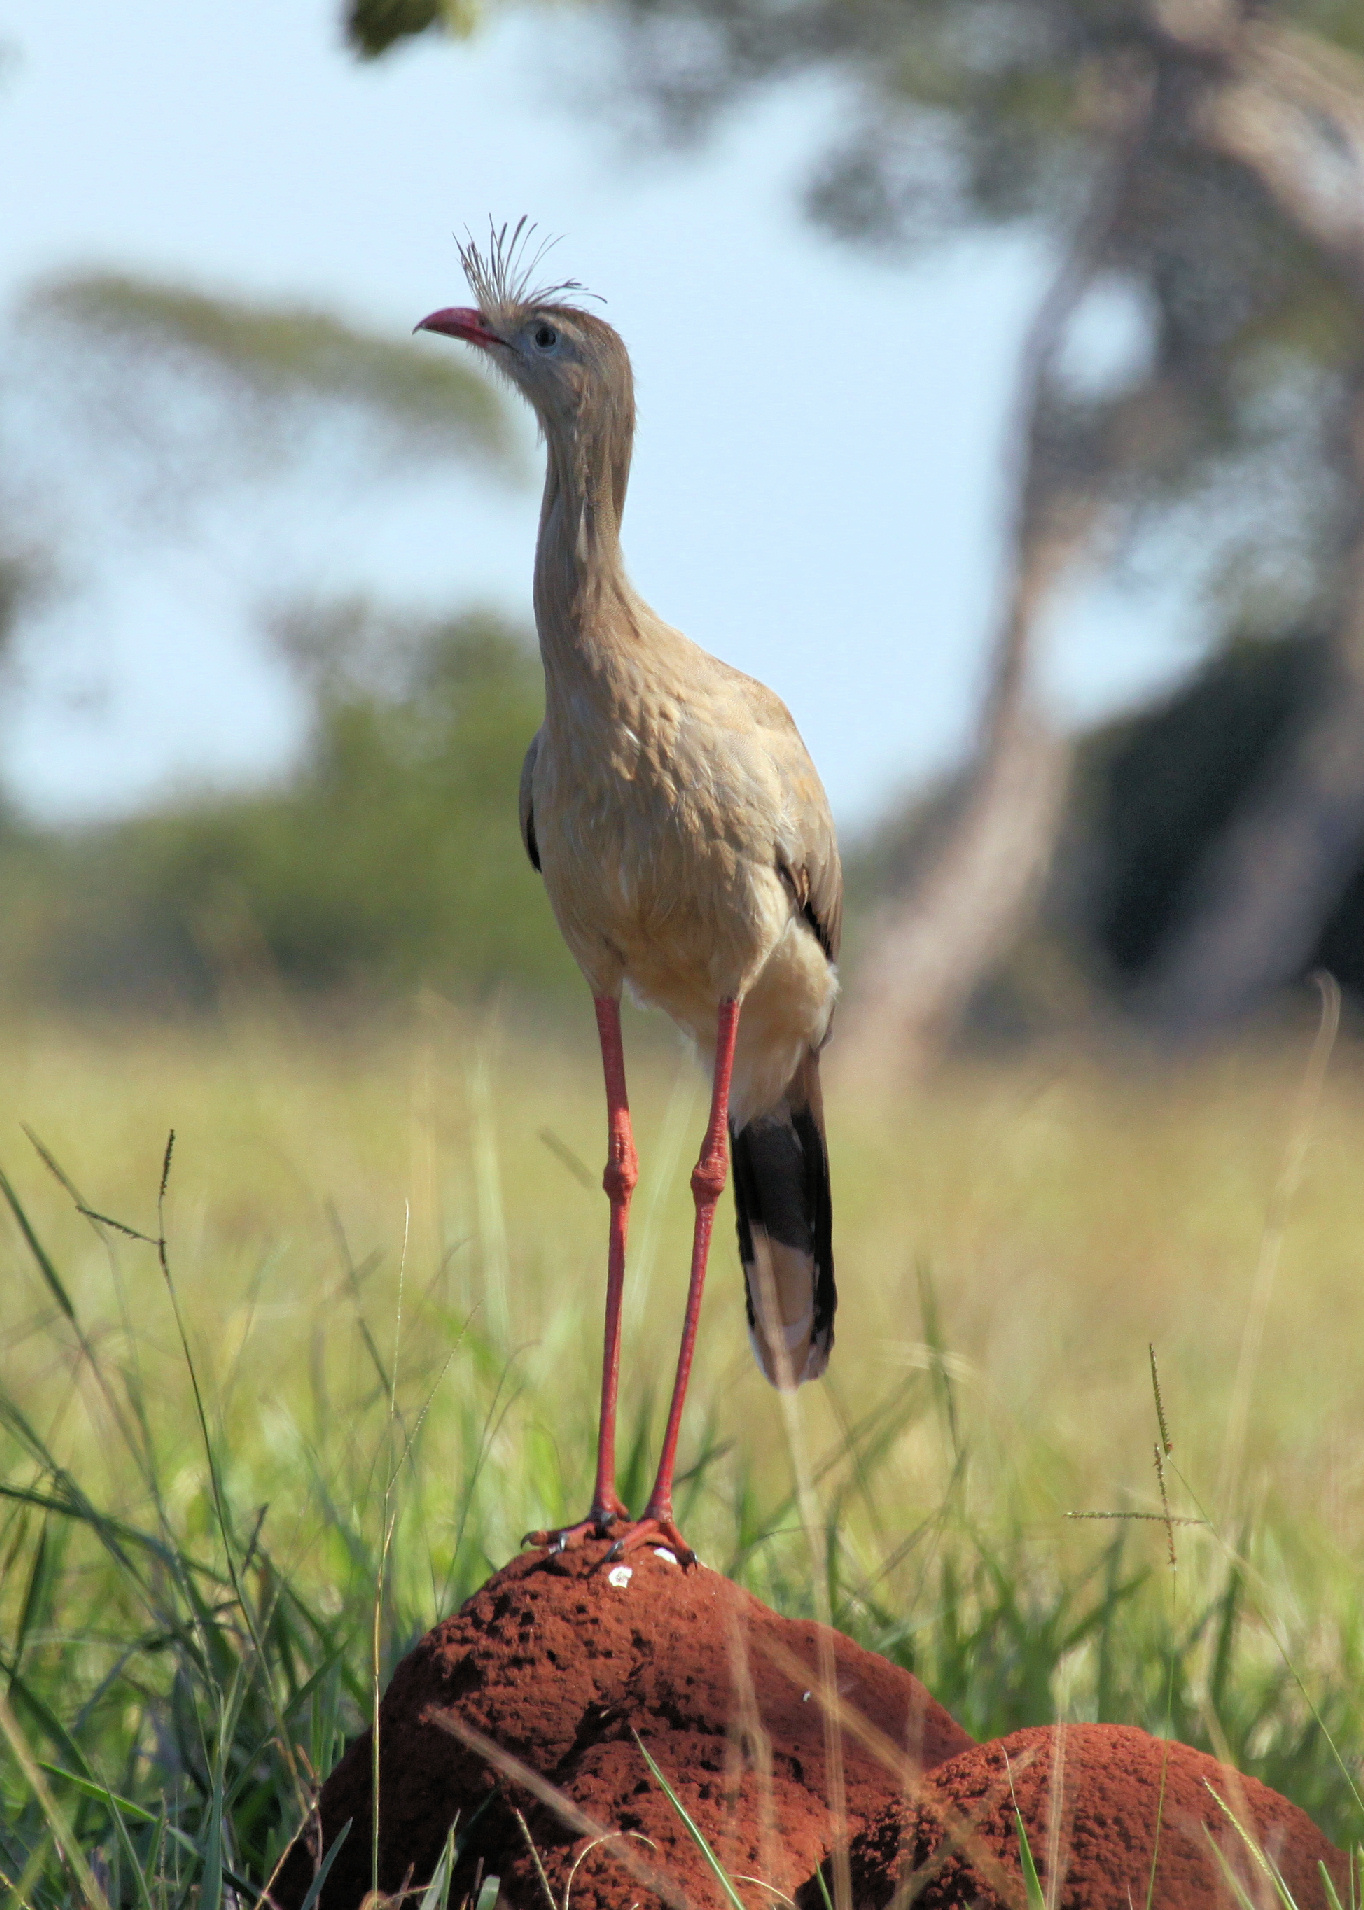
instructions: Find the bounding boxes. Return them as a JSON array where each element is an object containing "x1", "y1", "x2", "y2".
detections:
[{"x1": 2, "y1": 1004, "x2": 1364, "y2": 1905}]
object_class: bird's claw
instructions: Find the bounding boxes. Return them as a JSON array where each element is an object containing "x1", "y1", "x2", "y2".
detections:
[
  {"x1": 604, "y1": 1513, "x2": 697, "y2": 1569},
  {"x1": 523, "y1": 1506, "x2": 696, "y2": 1567},
  {"x1": 522, "y1": 1506, "x2": 626, "y2": 1554}
]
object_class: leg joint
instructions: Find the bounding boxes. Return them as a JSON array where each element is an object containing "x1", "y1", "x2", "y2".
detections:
[
  {"x1": 690, "y1": 1156, "x2": 727, "y2": 1205},
  {"x1": 604, "y1": 1149, "x2": 639, "y2": 1202}
]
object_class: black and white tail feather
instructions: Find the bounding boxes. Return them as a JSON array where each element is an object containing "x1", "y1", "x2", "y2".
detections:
[{"x1": 730, "y1": 1053, "x2": 835, "y2": 1389}]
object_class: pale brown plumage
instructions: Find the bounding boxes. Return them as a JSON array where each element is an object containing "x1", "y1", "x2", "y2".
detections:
[{"x1": 418, "y1": 225, "x2": 841, "y2": 1556}]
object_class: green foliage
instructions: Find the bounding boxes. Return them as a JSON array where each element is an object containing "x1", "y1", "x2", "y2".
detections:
[
  {"x1": 1076, "y1": 631, "x2": 1331, "y2": 989},
  {"x1": 2, "y1": 1022, "x2": 1364, "y2": 1899},
  {"x1": 714, "y1": 0, "x2": 1364, "y2": 626},
  {"x1": 843, "y1": 626, "x2": 1364, "y2": 1030},
  {"x1": 344, "y1": 0, "x2": 484, "y2": 57},
  {"x1": 982, "y1": 627, "x2": 1364, "y2": 1018},
  {"x1": 346, "y1": 0, "x2": 446, "y2": 58},
  {"x1": 0, "y1": 610, "x2": 578, "y2": 1011},
  {"x1": 352, "y1": 0, "x2": 1364, "y2": 653},
  {"x1": 31, "y1": 272, "x2": 515, "y2": 470},
  {"x1": 0, "y1": 551, "x2": 37, "y2": 655},
  {"x1": 1011, "y1": 1790, "x2": 1047, "y2": 1910},
  {"x1": 0, "y1": 1168, "x2": 422, "y2": 1904},
  {"x1": 2, "y1": 1052, "x2": 1363, "y2": 1905}
]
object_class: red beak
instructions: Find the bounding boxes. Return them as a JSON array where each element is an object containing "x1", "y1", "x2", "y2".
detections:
[{"x1": 414, "y1": 305, "x2": 504, "y2": 349}]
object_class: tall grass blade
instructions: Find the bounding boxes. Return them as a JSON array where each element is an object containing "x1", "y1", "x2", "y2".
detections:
[
  {"x1": 36, "y1": 1764, "x2": 197, "y2": 1854},
  {"x1": 297, "y1": 1820, "x2": 354, "y2": 1910},
  {"x1": 916, "y1": 1260, "x2": 961, "y2": 1462},
  {"x1": 0, "y1": 1685, "x2": 113, "y2": 1910},
  {"x1": 1012, "y1": 1811, "x2": 1046, "y2": 1910},
  {"x1": 196, "y1": 1681, "x2": 235, "y2": 1910},
  {"x1": 631, "y1": 1729, "x2": 747, "y2": 1910},
  {"x1": 39, "y1": 1761, "x2": 160, "y2": 1910},
  {"x1": 1202, "y1": 1831, "x2": 1281, "y2": 1910},
  {"x1": 1144, "y1": 1743, "x2": 1168, "y2": 1910},
  {"x1": 0, "y1": 1166, "x2": 75, "y2": 1322},
  {"x1": 512, "y1": 1806, "x2": 556, "y2": 1910},
  {"x1": 418, "y1": 1825, "x2": 460, "y2": 1910},
  {"x1": 1202, "y1": 1783, "x2": 1299, "y2": 1909},
  {"x1": 1003, "y1": 1752, "x2": 1046, "y2": 1910},
  {"x1": 1319, "y1": 1860, "x2": 1345, "y2": 1910}
]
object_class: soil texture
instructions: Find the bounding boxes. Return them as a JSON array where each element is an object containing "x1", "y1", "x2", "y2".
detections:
[
  {"x1": 845, "y1": 1722, "x2": 1348, "y2": 1909},
  {"x1": 272, "y1": 1542, "x2": 972, "y2": 1910}
]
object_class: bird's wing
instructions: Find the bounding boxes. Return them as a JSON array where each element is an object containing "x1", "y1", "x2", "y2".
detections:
[
  {"x1": 778, "y1": 788, "x2": 842, "y2": 964},
  {"x1": 519, "y1": 729, "x2": 542, "y2": 873},
  {"x1": 733, "y1": 672, "x2": 843, "y2": 964}
]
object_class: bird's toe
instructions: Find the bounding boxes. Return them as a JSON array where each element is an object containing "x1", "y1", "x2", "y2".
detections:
[
  {"x1": 523, "y1": 1502, "x2": 629, "y2": 1554},
  {"x1": 603, "y1": 1514, "x2": 698, "y2": 1569}
]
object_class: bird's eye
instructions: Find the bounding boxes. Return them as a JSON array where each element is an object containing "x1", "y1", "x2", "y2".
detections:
[{"x1": 533, "y1": 323, "x2": 558, "y2": 350}]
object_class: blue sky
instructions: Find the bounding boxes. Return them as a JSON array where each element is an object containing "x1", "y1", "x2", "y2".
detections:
[{"x1": 0, "y1": 0, "x2": 1203, "y2": 830}]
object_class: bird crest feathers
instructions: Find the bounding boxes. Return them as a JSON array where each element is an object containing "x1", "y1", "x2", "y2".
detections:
[{"x1": 458, "y1": 218, "x2": 595, "y2": 328}]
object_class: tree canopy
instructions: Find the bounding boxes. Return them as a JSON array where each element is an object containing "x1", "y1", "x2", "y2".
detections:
[
  {"x1": 342, "y1": 0, "x2": 1364, "y2": 1047},
  {"x1": 25, "y1": 270, "x2": 516, "y2": 474},
  {"x1": 341, "y1": 0, "x2": 1364, "y2": 647},
  {"x1": 0, "y1": 270, "x2": 545, "y2": 1011},
  {"x1": 0, "y1": 609, "x2": 568, "y2": 1012}
]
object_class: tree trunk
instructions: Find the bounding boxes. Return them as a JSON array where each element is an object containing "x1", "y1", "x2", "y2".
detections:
[
  {"x1": 1140, "y1": 16, "x2": 1364, "y2": 1034},
  {"x1": 837, "y1": 118, "x2": 1147, "y2": 1080},
  {"x1": 837, "y1": 545, "x2": 1075, "y2": 1082}
]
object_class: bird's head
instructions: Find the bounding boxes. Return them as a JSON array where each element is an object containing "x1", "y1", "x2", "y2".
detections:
[{"x1": 416, "y1": 220, "x2": 632, "y2": 450}]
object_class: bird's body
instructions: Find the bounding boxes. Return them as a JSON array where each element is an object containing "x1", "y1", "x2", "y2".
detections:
[
  {"x1": 527, "y1": 607, "x2": 841, "y2": 1384},
  {"x1": 525, "y1": 619, "x2": 838, "y2": 1127},
  {"x1": 418, "y1": 225, "x2": 841, "y2": 1555}
]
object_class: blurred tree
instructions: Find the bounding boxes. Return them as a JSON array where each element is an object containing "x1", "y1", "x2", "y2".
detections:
[
  {"x1": 0, "y1": 551, "x2": 48, "y2": 831},
  {"x1": 0, "y1": 274, "x2": 555, "y2": 1009},
  {"x1": 346, "y1": 0, "x2": 1364, "y2": 1052},
  {"x1": 10, "y1": 271, "x2": 517, "y2": 527},
  {"x1": 1079, "y1": 628, "x2": 1335, "y2": 992},
  {"x1": 346, "y1": 0, "x2": 463, "y2": 57},
  {"x1": 843, "y1": 623, "x2": 1364, "y2": 1038},
  {"x1": 0, "y1": 552, "x2": 34, "y2": 665},
  {"x1": 31, "y1": 273, "x2": 510, "y2": 455},
  {"x1": 0, "y1": 607, "x2": 571, "y2": 1011}
]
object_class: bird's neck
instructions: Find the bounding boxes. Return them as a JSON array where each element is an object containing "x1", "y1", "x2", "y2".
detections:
[{"x1": 534, "y1": 405, "x2": 638, "y2": 690}]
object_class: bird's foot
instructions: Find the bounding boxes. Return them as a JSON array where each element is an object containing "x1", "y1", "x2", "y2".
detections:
[
  {"x1": 523, "y1": 1499, "x2": 628, "y2": 1555},
  {"x1": 604, "y1": 1510, "x2": 697, "y2": 1569}
]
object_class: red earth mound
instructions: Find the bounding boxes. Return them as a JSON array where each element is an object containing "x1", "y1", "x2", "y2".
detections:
[
  {"x1": 845, "y1": 1722, "x2": 1348, "y2": 1910},
  {"x1": 273, "y1": 1542, "x2": 972, "y2": 1910}
]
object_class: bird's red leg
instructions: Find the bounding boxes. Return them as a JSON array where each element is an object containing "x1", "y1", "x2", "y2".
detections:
[
  {"x1": 608, "y1": 997, "x2": 740, "y2": 1567},
  {"x1": 588, "y1": 995, "x2": 637, "y2": 1523},
  {"x1": 525, "y1": 996, "x2": 636, "y2": 1552}
]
